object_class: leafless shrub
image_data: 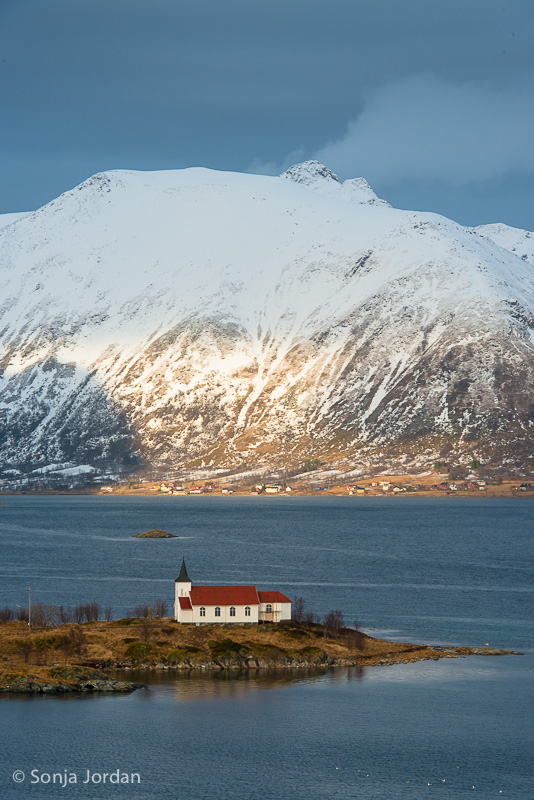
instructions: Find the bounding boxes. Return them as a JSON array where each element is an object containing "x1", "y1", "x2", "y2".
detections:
[
  {"x1": 154, "y1": 598, "x2": 168, "y2": 618},
  {"x1": 138, "y1": 619, "x2": 155, "y2": 643},
  {"x1": 57, "y1": 632, "x2": 75, "y2": 663},
  {"x1": 58, "y1": 605, "x2": 70, "y2": 624},
  {"x1": 292, "y1": 596, "x2": 306, "y2": 624},
  {"x1": 13, "y1": 638, "x2": 33, "y2": 663},
  {"x1": 323, "y1": 610, "x2": 344, "y2": 639},
  {"x1": 56, "y1": 626, "x2": 87, "y2": 660},
  {"x1": 133, "y1": 604, "x2": 150, "y2": 619},
  {"x1": 33, "y1": 636, "x2": 50, "y2": 665},
  {"x1": 83, "y1": 602, "x2": 101, "y2": 623},
  {"x1": 304, "y1": 610, "x2": 320, "y2": 627},
  {"x1": 351, "y1": 619, "x2": 366, "y2": 650},
  {"x1": 0, "y1": 606, "x2": 15, "y2": 622},
  {"x1": 31, "y1": 604, "x2": 58, "y2": 627}
]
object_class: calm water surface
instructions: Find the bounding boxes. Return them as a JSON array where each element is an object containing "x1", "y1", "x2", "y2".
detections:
[{"x1": 0, "y1": 496, "x2": 532, "y2": 799}]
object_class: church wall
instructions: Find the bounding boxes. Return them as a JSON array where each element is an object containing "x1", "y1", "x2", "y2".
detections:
[
  {"x1": 192, "y1": 604, "x2": 259, "y2": 624},
  {"x1": 259, "y1": 601, "x2": 292, "y2": 622}
]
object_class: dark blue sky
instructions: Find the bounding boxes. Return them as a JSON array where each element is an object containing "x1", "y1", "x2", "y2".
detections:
[{"x1": 1, "y1": 0, "x2": 533, "y2": 227}]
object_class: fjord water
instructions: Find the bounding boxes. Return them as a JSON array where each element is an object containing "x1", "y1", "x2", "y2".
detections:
[{"x1": 0, "y1": 495, "x2": 532, "y2": 799}]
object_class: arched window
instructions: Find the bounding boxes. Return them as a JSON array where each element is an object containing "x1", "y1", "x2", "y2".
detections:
[
  {"x1": 215, "y1": 607, "x2": 221, "y2": 617},
  {"x1": 245, "y1": 606, "x2": 251, "y2": 617},
  {"x1": 230, "y1": 606, "x2": 236, "y2": 617},
  {"x1": 266, "y1": 603, "x2": 272, "y2": 613},
  {"x1": 200, "y1": 607, "x2": 206, "y2": 617}
]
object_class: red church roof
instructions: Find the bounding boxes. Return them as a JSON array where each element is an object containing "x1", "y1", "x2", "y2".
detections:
[
  {"x1": 190, "y1": 585, "x2": 259, "y2": 606},
  {"x1": 178, "y1": 597, "x2": 192, "y2": 610},
  {"x1": 258, "y1": 591, "x2": 292, "y2": 604}
]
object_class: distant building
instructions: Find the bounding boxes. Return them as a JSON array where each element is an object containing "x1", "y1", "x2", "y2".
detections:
[{"x1": 173, "y1": 559, "x2": 292, "y2": 624}]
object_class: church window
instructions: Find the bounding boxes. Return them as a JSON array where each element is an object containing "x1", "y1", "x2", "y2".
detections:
[
  {"x1": 200, "y1": 607, "x2": 206, "y2": 617},
  {"x1": 266, "y1": 603, "x2": 272, "y2": 613},
  {"x1": 245, "y1": 606, "x2": 251, "y2": 617},
  {"x1": 230, "y1": 607, "x2": 236, "y2": 617},
  {"x1": 215, "y1": 607, "x2": 221, "y2": 617}
]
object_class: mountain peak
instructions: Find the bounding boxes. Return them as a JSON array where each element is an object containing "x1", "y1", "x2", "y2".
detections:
[
  {"x1": 280, "y1": 161, "x2": 388, "y2": 206},
  {"x1": 281, "y1": 161, "x2": 340, "y2": 186}
]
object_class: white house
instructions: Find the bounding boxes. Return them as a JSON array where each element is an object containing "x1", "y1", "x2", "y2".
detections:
[{"x1": 173, "y1": 559, "x2": 292, "y2": 624}]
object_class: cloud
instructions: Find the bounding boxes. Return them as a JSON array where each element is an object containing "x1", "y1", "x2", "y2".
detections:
[
  {"x1": 313, "y1": 75, "x2": 534, "y2": 185},
  {"x1": 248, "y1": 147, "x2": 306, "y2": 177}
]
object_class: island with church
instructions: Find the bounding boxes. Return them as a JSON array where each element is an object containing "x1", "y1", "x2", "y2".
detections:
[{"x1": 0, "y1": 558, "x2": 520, "y2": 694}]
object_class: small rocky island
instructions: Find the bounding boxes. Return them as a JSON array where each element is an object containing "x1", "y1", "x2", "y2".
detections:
[{"x1": 133, "y1": 529, "x2": 176, "y2": 538}]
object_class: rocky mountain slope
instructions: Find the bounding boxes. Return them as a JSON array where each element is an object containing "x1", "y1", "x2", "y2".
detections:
[{"x1": 1, "y1": 161, "x2": 533, "y2": 474}]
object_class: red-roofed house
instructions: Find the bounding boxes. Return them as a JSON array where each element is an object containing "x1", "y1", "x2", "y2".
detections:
[{"x1": 173, "y1": 560, "x2": 292, "y2": 624}]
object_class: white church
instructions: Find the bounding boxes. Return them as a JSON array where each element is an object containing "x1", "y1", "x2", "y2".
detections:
[{"x1": 173, "y1": 559, "x2": 292, "y2": 625}]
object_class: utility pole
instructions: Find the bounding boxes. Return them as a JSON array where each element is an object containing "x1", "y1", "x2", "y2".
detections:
[{"x1": 28, "y1": 586, "x2": 31, "y2": 632}]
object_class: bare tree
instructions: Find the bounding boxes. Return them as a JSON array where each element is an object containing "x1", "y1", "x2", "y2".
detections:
[
  {"x1": 137, "y1": 619, "x2": 154, "y2": 643},
  {"x1": 292, "y1": 596, "x2": 306, "y2": 624},
  {"x1": 33, "y1": 637, "x2": 50, "y2": 665},
  {"x1": 14, "y1": 638, "x2": 33, "y2": 664},
  {"x1": 83, "y1": 602, "x2": 101, "y2": 623},
  {"x1": 58, "y1": 633, "x2": 75, "y2": 664},
  {"x1": 304, "y1": 610, "x2": 319, "y2": 627},
  {"x1": 154, "y1": 598, "x2": 168, "y2": 618},
  {"x1": 58, "y1": 605, "x2": 74, "y2": 624},
  {"x1": 352, "y1": 619, "x2": 366, "y2": 651},
  {"x1": 31, "y1": 604, "x2": 58, "y2": 627},
  {"x1": 323, "y1": 610, "x2": 344, "y2": 639},
  {"x1": 104, "y1": 606, "x2": 113, "y2": 622},
  {"x1": 0, "y1": 606, "x2": 15, "y2": 622},
  {"x1": 68, "y1": 626, "x2": 88, "y2": 658}
]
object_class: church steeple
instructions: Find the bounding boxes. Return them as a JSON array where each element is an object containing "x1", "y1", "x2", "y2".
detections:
[
  {"x1": 175, "y1": 557, "x2": 190, "y2": 583},
  {"x1": 174, "y1": 558, "x2": 192, "y2": 621}
]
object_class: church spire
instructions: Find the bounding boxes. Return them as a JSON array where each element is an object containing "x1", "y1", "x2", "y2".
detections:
[{"x1": 175, "y1": 557, "x2": 190, "y2": 583}]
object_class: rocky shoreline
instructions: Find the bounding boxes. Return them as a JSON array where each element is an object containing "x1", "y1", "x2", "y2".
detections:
[
  {"x1": 97, "y1": 644, "x2": 520, "y2": 675},
  {"x1": 0, "y1": 648, "x2": 519, "y2": 694},
  {"x1": 0, "y1": 667, "x2": 142, "y2": 695},
  {"x1": 0, "y1": 617, "x2": 521, "y2": 696}
]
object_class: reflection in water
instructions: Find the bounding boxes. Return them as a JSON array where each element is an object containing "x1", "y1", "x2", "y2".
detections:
[{"x1": 111, "y1": 665, "x2": 365, "y2": 701}]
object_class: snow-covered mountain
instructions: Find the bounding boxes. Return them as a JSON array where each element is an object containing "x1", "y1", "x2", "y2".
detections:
[{"x1": 1, "y1": 161, "x2": 533, "y2": 474}]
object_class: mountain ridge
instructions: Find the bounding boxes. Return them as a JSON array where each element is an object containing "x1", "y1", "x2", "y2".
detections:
[{"x1": 1, "y1": 162, "x2": 533, "y2": 475}]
